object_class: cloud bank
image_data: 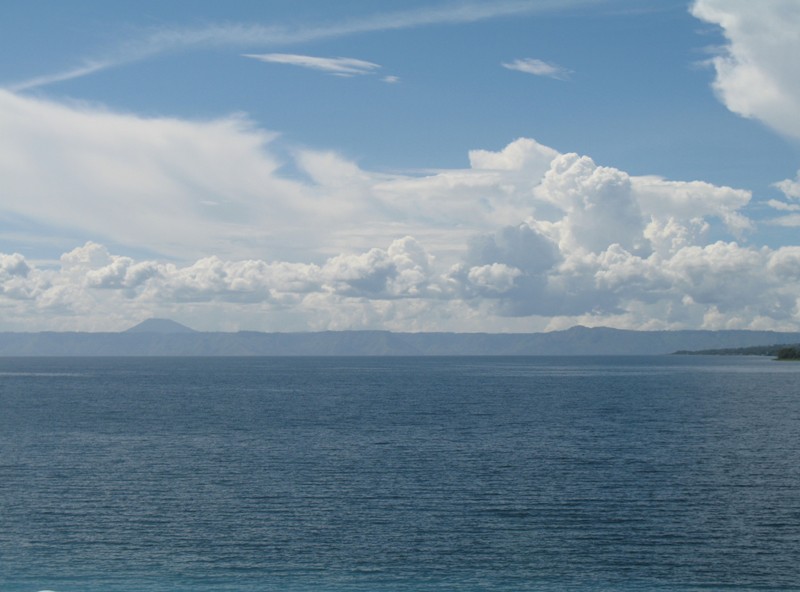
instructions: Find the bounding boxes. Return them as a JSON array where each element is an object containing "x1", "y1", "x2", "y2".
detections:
[{"x1": 2, "y1": 89, "x2": 799, "y2": 332}]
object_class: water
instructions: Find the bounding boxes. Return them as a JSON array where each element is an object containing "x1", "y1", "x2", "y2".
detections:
[{"x1": 1, "y1": 355, "x2": 799, "y2": 591}]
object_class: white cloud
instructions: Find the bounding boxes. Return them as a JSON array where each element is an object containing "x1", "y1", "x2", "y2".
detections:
[
  {"x1": 467, "y1": 263, "x2": 522, "y2": 293},
  {"x1": 768, "y1": 199, "x2": 800, "y2": 212},
  {"x1": 6, "y1": 230, "x2": 800, "y2": 333},
  {"x1": 770, "y1": 214, "x2": 800, "y2": 228},
  {"x1": 4, "y1": 88, "x2": 798, "y2": 332},
  {"x1": 691, "y1": 0, "x2": 800, "y2": 139},
  {"x1": 8, "y1": 61, "x2": 111, "y2": 93},
  {"x1": 765, "y1": 170, "x2": 800, "y2": 225},
  {"x1": 244, "y1": 53, "x2": 381, "y2": 77},
  {"x1": 0, "y1": 89, "x2": 330, "y2": 261},
  {"x1": 502, "y1": 58, "x2": 571, "y2": 80},
  {"x1": 469, "y1": 137, "x2": 559, "y2": 173},
  {"x1": 531, "y1": 153, "x2": 751, "y2": 257},
  {"x1": 0, "y1": 92, "x2": 568, "y2": 265},
  {"x1": 6, "y1": 0, "x2": 598, "y2": 91},
  {"x1": 535, "y1": 154, "x2": 646, "y2": 255},
  {"x1": 322, "y1": 237, "x2": 435, "y2": 298},
  {"x1": 0, "y1": 253, "x2": 29, "y2": 278},
  {"x1": 774, "y1": 170, "x2": 800, "y2": 199}
]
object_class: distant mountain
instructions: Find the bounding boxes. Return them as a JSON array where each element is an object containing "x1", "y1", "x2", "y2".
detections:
[
  {"x1": 125, "y1": 318, "x2": 197, "y2": 334},
  {"x1": 2, "y1": 324, "x2": 800, "y2": 356}
]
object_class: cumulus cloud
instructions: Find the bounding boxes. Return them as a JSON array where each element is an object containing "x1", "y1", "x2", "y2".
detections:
[
  {"x1": 244, "y1": 53, "x2": 381, "y2": 77},
  {"x1": 469, "y1": 137, "x2": 559, "y2": 173},
  {"x1": 0, "y1": 253, "x2": 30, "y2": 278},
  {"x1": 1, "y1": 94, "x2": 568, "y2": 264},
  {"x1": 322, "y1": 236, "x2": 434, "y2": 298},
  {"x1": 691, "y1": 0, "x2": 800, "y2": 139},
  {"x1": 3, "y1": 89, "x2": 795, "y2": 331},
  {"x1": 466, "y1": 263, "x2": 522, "y2": 294},
  {"x1": 448, "y1": 224, "x2": 561, "y2": 314},
  {"x1": 6, "y1": 230, "x2": 800, "y2": 333},
  {"x1": 502, "y1": 58, "x2": 571, "y2": 80},
  {"x1": 534, "y1": 154, "x2": 646, "y2": 255}
]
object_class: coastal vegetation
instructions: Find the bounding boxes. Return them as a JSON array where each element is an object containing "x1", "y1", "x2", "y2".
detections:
[
  {"x1": 776, "y1": 347, "x2": 800, "y2": 360},
  {"x1": 675, "y1": 343, "x2": 800, "y2": 359}
]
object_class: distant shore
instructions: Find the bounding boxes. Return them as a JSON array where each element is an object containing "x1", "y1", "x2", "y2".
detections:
[{"x1": 4, "y1": 323, "x2": 800, "y2": 357}]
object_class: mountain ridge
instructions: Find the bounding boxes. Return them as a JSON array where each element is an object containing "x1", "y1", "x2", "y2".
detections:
[
  {"x1": 124, "y1": 318, "x2": 197, "y2": 334},
  {"x1": 2, "y1": 323, "x2": 800, "y2": 356}
]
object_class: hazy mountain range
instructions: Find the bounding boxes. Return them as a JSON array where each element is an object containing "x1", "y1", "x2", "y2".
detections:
[{"x1": 0, "y1": 319, "x2": 799, "y2": 356}]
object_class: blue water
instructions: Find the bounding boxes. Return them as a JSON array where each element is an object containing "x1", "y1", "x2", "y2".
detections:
[{"x1": 1, "y1": 355, "x2": 799, "y2": 591}]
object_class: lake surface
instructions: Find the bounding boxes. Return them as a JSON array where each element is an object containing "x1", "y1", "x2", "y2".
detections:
[{"x1": 1, "y1": 355, "x2": 799, "y2": 591}]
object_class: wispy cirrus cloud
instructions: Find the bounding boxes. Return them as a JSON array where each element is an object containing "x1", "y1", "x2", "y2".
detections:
[
  {"x1": 5, "y1": 0, "x2": 600, "y2": 91},
  {"x1": 244, "y1": 53, "x2": 381, "y2": 77},
  {"x1": 502, "y1": 58, "x2": 571, "y2": 80},
  {"x1": 8, "y1": 61, "x2": 111, "y2": 93}
]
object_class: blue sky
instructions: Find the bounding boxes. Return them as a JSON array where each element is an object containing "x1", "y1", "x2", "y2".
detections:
[{"x1": 2, "y1": 0, "x2": 800, "y2": 332}]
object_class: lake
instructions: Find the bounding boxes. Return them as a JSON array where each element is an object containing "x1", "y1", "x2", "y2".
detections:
[{"x1": 1, "y1": 355, "x2": 799, "y2": 591}]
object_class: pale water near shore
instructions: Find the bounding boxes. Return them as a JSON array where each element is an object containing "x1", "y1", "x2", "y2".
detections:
[{"x1": 2, "y1": 355, "x2": 799, "y2": 591}]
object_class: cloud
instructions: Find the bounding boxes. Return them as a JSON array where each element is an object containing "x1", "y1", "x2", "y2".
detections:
[
  {"x1": 0, "y1": 89, "x2": 321, "y2": 261},
  {"x1": 770, "y1": 213, "x2": 800, "y2": 228},
  {"x1": 0, "y1": 253, "x2": 29, "y2": 278},
  {"x1": 691, "y1": 0, "x2": 800, "y2": 139},
  {"x1": 244, "y1": 53, "x2": 381, "y2": 77},
  {"x1": 6, "y1": 231, "x2": 800, "y2": 333},
  {"x1": 774, "y1": 170, "x2": 800, "y2": 200},
  {"x1": 0, "y1": 93, "x2": 563, "y2": 264},
  {"x1": 469, "y1": 137, "x2": 559, "y2": 173},
  {"x1": 765, "y1": 170, "x2": 800, "y2": 225},
  {"x1": 453, "y1": 224, "x2": 561, "y2": 313},
  {"x1": 502, "y1": 58, "x2": 571, "y2": 80},
  {"x1": 535, "y1": 154, "x2": 646, "y2": 255},
  {"x1": 768, "y1": 200, "x2": 800, "y2": 212},
  {"x1": 323, "y1": 236, "x2": 434, "y2": 297},
  {"x1": 466, "y1": 263, "x2": 522, "y2": 294},
  {"x1": 6, "y1": 0, "x2": 598, "y2": 91},
  {"x1": 4, "y1": 89, "x2": 797, "y2": 332},
  {"x1": 8, "y1": 61, "x2": 111, "y2": 93}
]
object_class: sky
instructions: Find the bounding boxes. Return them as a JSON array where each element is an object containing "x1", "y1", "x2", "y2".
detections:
[{"x1": 2, "y1": 0, "x2": 800, "y2": 333}]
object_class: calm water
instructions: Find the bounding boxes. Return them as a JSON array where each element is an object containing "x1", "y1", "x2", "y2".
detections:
[{"x1": 1, "y1": 356, "x2": 799, "y2": 591}]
